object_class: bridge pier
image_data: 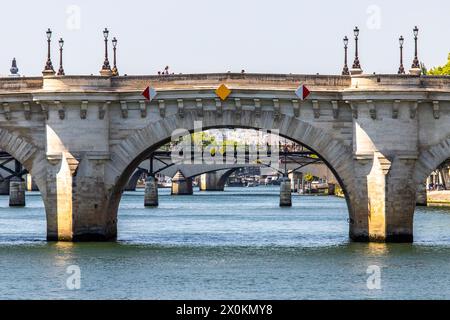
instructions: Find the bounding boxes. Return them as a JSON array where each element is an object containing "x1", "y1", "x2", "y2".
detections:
[
  {"x1": 349, "y1": 154, "x2": 415, "y2": 243},
  {"x1": 440, "y1": 167, "x2": 449, "y2": 189},
  {"x1": 26, "y1": 174, "x2": 39, "y2": 191},
  {"x1": 144, "y1": 175, "x2": 159, "y2": 207},
  {"x1": 199, "y1": 171, "x2": 225, "y2": 191},
  {"x1": 416, "y1": 182, "x2": 428, "y2": 206},
  {"x1": 288, "y1": 172, "x2": 302, "y2": 192},
  {"x1": 279, "y1": 176, "x2": 292, "y2": 207},
  {"x1": 9, "y1": 176, "x2": 25, "y2": 207},
  {"x1": 45, "y1": 154, "x2": 116, "y2": 242},
  {"x1": 171, "y1": 171, "x2": 193, "y2": 195},
  {"x1": 0, "y1": 179, "x2": 9, "y2": 195}
]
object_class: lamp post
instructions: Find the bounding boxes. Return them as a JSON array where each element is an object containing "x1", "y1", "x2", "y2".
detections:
[
  {"x1": 409, "y1": 26, "x2": 421, "y2": 75},
  {"x1": 410, "y1": 26, "x2": 420, "y2": 69},
  {"x1": 398, "y1": 36, "x2": 405, "y2": 74},
  {"x1": 342, "y1": 36, "x2": 349, "y2": 75},
  {"x1": 112, "y1": 37, "x2": 119, "y2": 76},
  {"x1": 42, "y1": 28, "x2": 55, "y2": 76},
  {"x1": 352, "y1": 27, "x2": 361, "y2": 68},
  {"x1": 100, "y1": 28, "x2": 112, "y2": 76},
  {"x1": 412, "y1": 26, "x2": 420, "y2": 68},
  {"x1": 350, "y1": 27, "x2": 362, "y2": 74},
  {"x1": 10, "y1": 58, "x2": 19, "y2": 76},
  {"x1": 57, "y1": 38, "x2": 65, "y2": 76}
]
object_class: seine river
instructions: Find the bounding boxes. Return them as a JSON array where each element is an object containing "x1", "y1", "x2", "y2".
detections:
[{"x1": 0, "y1": 187, "x2": 449, "y2": 299}]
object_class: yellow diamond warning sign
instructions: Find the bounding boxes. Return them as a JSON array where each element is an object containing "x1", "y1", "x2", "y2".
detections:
[{"x1": 215, "y1": 84, "x2": 231, "y2": 101}]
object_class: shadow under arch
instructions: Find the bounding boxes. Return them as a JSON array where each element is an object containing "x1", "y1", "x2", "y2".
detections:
[
  {"x1": 414, "y1": 135, "x2": 450, "y2": 186},
  {"x1": 0, "y1": 128, "x2": 51, "y2": 237},
  {"x1": 413, "y1": 136, "x2": 450, "y2": 210},
  {"x1": 106, "y1": 114, "x2": 356, "y2": 239},
  {"x1": 0, "y1": 128, "x2": 47, "y2": 197},
  {"x1": 193, "y1": 167, "x2": 245, "y2": 191}
]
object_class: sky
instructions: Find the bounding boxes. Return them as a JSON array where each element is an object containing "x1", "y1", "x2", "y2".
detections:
[{"x1": 1, "y1": 0, "x2": 449, "y2": 76}]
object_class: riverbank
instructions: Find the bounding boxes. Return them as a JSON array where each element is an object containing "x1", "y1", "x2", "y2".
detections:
[
  {"x1": 334, "y1": 187, "x2": 450, "y2": 207},
  {"x1": 427, "y1": 190, "x2": 450, "y2": 207}
]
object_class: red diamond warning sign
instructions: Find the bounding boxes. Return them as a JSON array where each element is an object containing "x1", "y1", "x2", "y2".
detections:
[{"x1": 295, "y1": 85, "x2": 311, "y2": 100}]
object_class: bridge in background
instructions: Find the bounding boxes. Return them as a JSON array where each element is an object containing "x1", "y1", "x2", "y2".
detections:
[{"x1": 125, "y1": 149, "x2": 330, "y2": 190}]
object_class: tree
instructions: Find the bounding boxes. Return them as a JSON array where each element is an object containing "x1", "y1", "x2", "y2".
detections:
[{"x1": 427, "y1": 53, "x2": 450, "y2": 75}]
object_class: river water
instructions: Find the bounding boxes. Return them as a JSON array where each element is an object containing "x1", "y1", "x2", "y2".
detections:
[{"x1": 0, "y1": 186, "x2": 449, "y2": 299}]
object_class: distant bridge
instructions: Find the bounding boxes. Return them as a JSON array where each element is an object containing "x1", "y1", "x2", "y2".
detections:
[{"x1": 125, "y1": 150, "x2": 329, "y2": 191}]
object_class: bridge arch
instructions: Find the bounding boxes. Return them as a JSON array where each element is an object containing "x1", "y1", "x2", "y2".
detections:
[
  {"x1": 413, "y1": 135, "x2": 450, "y2": 208},
  {"x1": 124, "y1": 167, "x2": 147, "y2": 191},
  {"x1": 197, "y1": 167, "x2": 245, "y2": 191},
  {"x1": 0, "y1": 128, "x2": 47, "y2": 195},
  {"x1": 199, "y1": 167, "x2": 242, "y2": 189},
  {"x1": 413, "y1": 135, "x2": 450, "y2": 185},
  {"x1": 105, "y1": 112, "x2": 357, "y2": 239},
  {"x1": 0, "y1": 128, "x2": 55, "y2": 238}
]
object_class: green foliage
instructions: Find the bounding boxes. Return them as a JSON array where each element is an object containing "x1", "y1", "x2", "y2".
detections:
[
  {"x1": 304, "y1": 173, "x2": 314, "y2": 182},
  {"x1": 420, "y1": 62, "x2": 427, "y2": 75},
  {"x1": 427, "y1": 53, "x2": 450, "y2": 75}
]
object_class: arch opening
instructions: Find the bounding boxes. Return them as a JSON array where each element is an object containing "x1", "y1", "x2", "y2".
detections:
[
  {"x1": 107, "y1": 123, "x2": 354, "y2": 242},
  {"x1": 0, "y1": 151, "x2": 47, "y2": 241},
  {"x1": 413, "y1": 157, "x2": 450, "y2": 243},
  {"x1": 0, "y1": 128, "x2": 55, "y2": 241}
]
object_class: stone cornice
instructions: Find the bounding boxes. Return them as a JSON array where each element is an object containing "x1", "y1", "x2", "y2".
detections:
[{"x1": 0, "y1": 73, "x2": 448, "y2": 95}]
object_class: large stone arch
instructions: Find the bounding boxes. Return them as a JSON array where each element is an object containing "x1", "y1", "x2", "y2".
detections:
[
  {"x1": 0, "y1": 128, "x2": 55, "y2": 239},
  {"x1": 413, "y1": 135, "x2": 450, "y2": 185},
  {"x1": 105, "y1": 112, "x2": 357, "y2": 238},
  {"x1": 0, "y1": 128, "x2": 47, "y2": 197},
  {"x1": 413, "y1": 135, "x2": 450, "y2": 208}
]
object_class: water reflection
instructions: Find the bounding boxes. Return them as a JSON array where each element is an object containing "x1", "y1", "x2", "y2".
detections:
[
  {"x1": 0, "y1": 188, "x2": 448, "y2": 299},
  {"x1": 366, "y1": 242, "x2": 389, "y2": 255}
]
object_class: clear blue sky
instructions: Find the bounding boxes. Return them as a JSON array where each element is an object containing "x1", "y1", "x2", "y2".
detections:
[{"x1": 1, "y1": 0, "x2": 449, "y2": 76}]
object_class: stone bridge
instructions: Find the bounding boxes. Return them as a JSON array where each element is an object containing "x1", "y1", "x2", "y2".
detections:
[{"x1": 0, "y1": 73, "x2": 449, "y2": 242}]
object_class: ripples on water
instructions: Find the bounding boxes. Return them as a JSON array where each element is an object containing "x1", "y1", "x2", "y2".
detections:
[{"x1": 0, "y1": 187, "x2": 449, "y2": 299}]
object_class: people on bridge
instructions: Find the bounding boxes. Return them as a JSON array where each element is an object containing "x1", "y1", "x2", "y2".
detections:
[{"x1": 157, "y1": 66, "x2": 174, "y2": 76}]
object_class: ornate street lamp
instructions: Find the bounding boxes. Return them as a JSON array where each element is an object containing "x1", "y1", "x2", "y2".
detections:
[
  {"x1": 351, "y1": 26, "x2": 362, "y2": 74},
  {"x1": 411, "y1": 26, "x2": 420, "y2": 68},
  {"x1": 10, "y1": 58, "x2": 19, "y2": 76},
  {"x1": 42, "y1": 28, "x2": 55, "y2": 76},
  {"x1": 411, "y1": 26, "x2": 420, "y2": 69},
  {"x1": 398, "y1": 36, "x2": 405, "y2": 74},
  {"x1": 57, "y1": 38, "x2": 65, "y2": 76},
  {"x1": 112, "y1": 37, "x2": 119, "y2": 76},
  {"x1": 342, "y1": 36, "x2": 350, "y2": 75},
  {"x1": 100, "y1": 28, "x2": 112, "y2": 76}
]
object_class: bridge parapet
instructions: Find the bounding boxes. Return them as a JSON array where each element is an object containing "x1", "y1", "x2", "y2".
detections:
[
  {"x1": 0, "y1": 73, "x2": 448, "y2": 95},
  {"x1": 41, "y1": 76, "x2": 112, "y2": 91},
  {"x1": 0, "y1": 77, "x2": 42, "y2": 92},
  {"x1": 349, "y1": 74, "x2": 450, "y2": 91}
]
